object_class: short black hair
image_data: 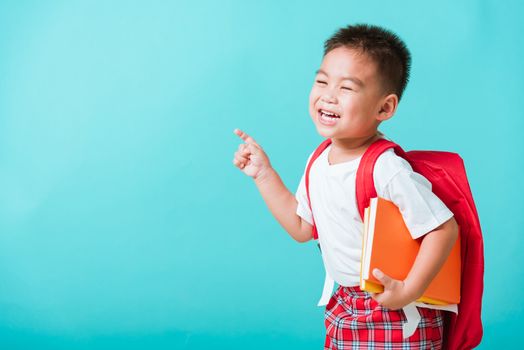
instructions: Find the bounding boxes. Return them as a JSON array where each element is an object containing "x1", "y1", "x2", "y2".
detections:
[{"x1": 323, "y1": 24, "x2": 411, "y2": 100}]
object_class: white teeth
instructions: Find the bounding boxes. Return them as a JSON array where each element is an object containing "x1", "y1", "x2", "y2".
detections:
[{"x1": 320, "y1": 110, "x2": 339, "y2": 118}]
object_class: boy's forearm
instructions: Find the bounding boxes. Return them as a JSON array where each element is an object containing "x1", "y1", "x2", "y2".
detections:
[
  {"x1": 253, "y1": 167, "x2": 310, "y2": 242},
  {"x1": 404, "y1": 217, "x2": 459, "y2": 301}
]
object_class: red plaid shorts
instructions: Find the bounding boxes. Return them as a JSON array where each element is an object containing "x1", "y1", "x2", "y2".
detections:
[{"x1": 324, "y1": 286, "x2": 444, "y2": 350}]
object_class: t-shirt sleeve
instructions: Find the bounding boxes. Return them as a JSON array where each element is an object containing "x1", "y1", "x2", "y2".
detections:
[
  {"x1": 375, "y1": 153, "x2": 454, "y2": 239},
  {"x1": 295, "y1": 153, "x2": 314, "y2": 225}
]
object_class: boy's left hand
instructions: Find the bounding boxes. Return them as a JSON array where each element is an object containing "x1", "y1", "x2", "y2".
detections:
[{"x1": 370, "y1": 268, "x2": 416, "y2": 310}]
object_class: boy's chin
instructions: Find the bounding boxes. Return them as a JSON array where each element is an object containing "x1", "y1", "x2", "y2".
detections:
[{"x1": 314, "y1": 125, "x2": 337, "y2": 139}]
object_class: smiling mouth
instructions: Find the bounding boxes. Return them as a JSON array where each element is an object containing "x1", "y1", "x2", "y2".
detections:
[
  {"x1": 318, "y1": 109, "x2": 340, "y2": 126},
  {"x1": 318, "y1": 109, "x2": 340, "y2": 119}
]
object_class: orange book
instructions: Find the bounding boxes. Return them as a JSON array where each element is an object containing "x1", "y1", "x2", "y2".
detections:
[{"x1": 360, "y1": 197, "x2": 461, "y2": 305}]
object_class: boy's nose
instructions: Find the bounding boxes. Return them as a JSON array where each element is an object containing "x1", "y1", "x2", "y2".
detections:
[{"x1": 321, "y1": 93, "x2": 337, "y2": 104}]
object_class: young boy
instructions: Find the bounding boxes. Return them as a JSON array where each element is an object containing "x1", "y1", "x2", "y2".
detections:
[{"x1": 232, "y1": 24, "x2": 458, "y2": 349}]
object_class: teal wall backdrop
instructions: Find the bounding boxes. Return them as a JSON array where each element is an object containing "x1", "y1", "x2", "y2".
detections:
[{"x1": 0, "y1": 1, "x2": 522, "y2": 349}]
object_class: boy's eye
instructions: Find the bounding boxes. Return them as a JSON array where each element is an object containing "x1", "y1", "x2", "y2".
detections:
[
  {"x1": 341, "y1": 87, "x2": 353, "y2": 91},
  {"x1": 315, "y1": 80, "x2": 327, "y2": 85}
]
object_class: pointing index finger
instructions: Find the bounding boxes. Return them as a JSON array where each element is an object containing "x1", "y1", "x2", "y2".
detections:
[{"x1": 234, "y1": 128, "x2": 259, "y2": 146}]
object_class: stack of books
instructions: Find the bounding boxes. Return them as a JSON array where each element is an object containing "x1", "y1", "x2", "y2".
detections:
[{"x1": 360, "y1": 197, "x2": 461, "y2": 305}]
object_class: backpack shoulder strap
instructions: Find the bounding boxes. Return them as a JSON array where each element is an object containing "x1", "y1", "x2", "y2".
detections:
[
  {"x1": 355, "y1": 138, "x2": 406, "y2": 220},
  {"x1": 305, "y1": 138, "x2": 332, "y2": 240}
]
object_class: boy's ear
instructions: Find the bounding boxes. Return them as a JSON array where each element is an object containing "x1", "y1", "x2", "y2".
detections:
[{"x1": 376, "y1": 93, "x2": 398, "y2": 122}]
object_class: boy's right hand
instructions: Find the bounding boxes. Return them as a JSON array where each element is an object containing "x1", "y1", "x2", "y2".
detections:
[{"x1": 233, "y1": 128, "x2": 272, "y2": 180}]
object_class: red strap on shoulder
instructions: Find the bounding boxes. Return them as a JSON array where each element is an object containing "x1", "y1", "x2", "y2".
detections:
[
  {"x1": 355, "y1": 138, "x2": 406, "y2": 220},
  {"x1": 305, "y1": 139, "x2": 332, "y2": 240},
  {"x1": 305, "y1": 138, "x2": 406, "y2": 238}
]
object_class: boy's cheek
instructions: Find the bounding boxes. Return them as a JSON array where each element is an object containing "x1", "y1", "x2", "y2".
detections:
[
  {"x1": 308, "y1": 101, "x2": 318, "y2": 118},
  {"x1": 308, "y1": 86, "x2": 321, "y2": 100}
]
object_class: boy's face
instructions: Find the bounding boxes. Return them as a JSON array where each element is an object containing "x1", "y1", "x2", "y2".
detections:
[{"x1": 309, "y1": 46, "x2": 388, "y2": 142}]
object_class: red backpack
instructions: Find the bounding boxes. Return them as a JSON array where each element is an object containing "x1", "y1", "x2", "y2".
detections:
[{"x1": 305, "y1": 138, "x2": 484, "y2": 350}]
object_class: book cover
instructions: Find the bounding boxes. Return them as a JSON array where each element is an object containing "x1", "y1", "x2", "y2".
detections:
[{"x1": 360, "y1": 197, "x2": 461, "y2": 305}]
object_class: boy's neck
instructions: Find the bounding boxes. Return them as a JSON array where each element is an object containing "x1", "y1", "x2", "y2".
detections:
[{"x1": 330, "y1": 132, "x2": 382, "y2": 158}]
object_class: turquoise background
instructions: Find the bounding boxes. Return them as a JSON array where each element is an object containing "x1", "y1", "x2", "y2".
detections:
[{"x1": 0, "y1": 1, "x2": 522, "y2": 349}]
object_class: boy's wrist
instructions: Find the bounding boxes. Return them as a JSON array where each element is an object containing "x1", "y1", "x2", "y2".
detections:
[
  {"x1": 402, "y1": 278, "x2": 424, "y2": 302},
  {"x1": 254, "y1": 166, "x2": 276, "y2": 184}
]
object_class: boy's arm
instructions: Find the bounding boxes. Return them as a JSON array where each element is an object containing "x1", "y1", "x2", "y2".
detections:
[
  {"x1": 371, "y1": 216, "x2": 459, "y2": 310},
  {"x1": 233, "y1": 129, "x2": 314, "y2": 243},
  {"x1": 254, "y1": 168, "x2": 314, "y2": 242}
]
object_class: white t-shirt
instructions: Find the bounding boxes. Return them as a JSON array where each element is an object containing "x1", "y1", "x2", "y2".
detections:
[{"x1": 295, "y1": 143, "x2": 454, "y2": 287}]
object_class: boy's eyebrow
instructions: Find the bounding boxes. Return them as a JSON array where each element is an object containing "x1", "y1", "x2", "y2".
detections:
[{"x1": 315, "y1": 69, "x2": 364, "y2": 87}]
